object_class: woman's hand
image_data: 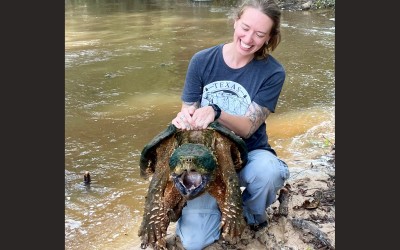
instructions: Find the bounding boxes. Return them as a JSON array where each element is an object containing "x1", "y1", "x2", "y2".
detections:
[
  {"x1": 171, "y1": 105, "x2": 196, "y2": 130},
  {"x1": 172, "y1": 105, "x2": 215, "y2": 130},
  {"x1": 190, "y1": 105, "x2": 215, "y2": 129}
]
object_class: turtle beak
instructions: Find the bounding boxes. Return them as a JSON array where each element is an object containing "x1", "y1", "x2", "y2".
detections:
[{"x1": 171, "y1": 159, "x2": 211, "y2": 200}]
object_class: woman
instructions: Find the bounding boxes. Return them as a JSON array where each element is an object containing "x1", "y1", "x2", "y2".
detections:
[{"x1": 171, "y1": 0, "x2": 290, "y2": 249}]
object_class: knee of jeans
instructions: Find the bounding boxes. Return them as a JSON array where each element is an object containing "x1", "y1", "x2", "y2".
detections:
[
  {"x1": 278, "y1": 159, "x2": 290, "y2": 180},
  {"x1": 178, "y1": 228, "x2": 218, "y2": 250},
  {"x1": 181, "y1": 240, "x2": 211, "y2": 250}
]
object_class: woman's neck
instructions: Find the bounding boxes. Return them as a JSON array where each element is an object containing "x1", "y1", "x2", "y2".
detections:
[{"x1": 222, "y1": 43, "x2": 254, "y2": 69}]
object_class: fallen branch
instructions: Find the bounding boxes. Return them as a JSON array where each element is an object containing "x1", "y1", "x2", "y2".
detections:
[
  {"x1": 291, "y1": 218, "x2": 334, "y2": 249},
  {"x1": 278, "y1": 185, "x2": 290, "y2": 216}
]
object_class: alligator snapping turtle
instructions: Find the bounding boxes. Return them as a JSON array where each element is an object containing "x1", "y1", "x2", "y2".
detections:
[{"x1": 138, "y1": 121, "x2": 248, "y2": 249}]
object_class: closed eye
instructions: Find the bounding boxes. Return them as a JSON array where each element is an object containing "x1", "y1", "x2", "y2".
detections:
[{"x1": 256, "y1": 32, "x2": 266, "y2": 38}]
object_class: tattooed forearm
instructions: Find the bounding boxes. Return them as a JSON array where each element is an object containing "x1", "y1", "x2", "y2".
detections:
[
  {"x1": 183, "y1": 101, "x2": 200, "y2": 108},
  {"x1": 244, "y1": 102, "x2": 271, "y2": 138}
]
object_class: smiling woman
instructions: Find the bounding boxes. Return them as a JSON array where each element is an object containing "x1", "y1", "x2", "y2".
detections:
[
  {"x1": 65, "y1": 0, "x2": 334, "y2": 249},
  {"x1": 169, "y1": 1, "x2": 292, "y2": 249}
]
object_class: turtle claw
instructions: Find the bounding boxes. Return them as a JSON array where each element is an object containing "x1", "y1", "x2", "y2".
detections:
[{"x1": 220, "y1": 214, "x2": 246, "y2": 244}]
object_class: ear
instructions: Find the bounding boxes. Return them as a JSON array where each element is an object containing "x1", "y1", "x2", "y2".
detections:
[{"x1": 234, "y1": 19, "x2": 237, "y2": 29}]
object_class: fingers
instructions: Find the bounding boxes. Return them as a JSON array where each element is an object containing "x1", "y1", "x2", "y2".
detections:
[
  {"x1": 172, "y1": 112, "x2": 192, "y2": 130},
  {"x1": 172, "y1": 116, "x2": 208, "y2": 130},
  {"x1": 191, "y1": 106, "x2": 215, "y2": 128},
  {"x1": 181, "y1": 110, "x2": 193, "y2": 124},
  {"x1": 195, "y1": 118, "x2": 210, "y2": 129},
  {"x1": 172, "y1": 106, "x2": 215, "y2": 130}
]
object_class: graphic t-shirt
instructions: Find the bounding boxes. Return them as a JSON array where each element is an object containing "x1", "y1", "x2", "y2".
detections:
[{"x1": 181, "y1": 44, "x2": 285, "y2": 153}]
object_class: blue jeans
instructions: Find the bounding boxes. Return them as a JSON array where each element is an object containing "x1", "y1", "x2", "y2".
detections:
[
  {"x1": 175, "y1": 192, "x2": 221, "y2": 250},
  {"x1": 176, "y1": 149, "x2": 289, "y2": 249},
  {"x1": 239, "y1": 149, "x2": 290, "y2": 224}
]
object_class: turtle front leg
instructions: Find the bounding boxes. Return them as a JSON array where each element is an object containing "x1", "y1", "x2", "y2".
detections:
[
  {"x1": 209, "y1": 140, "x2": 246, "y2": 244},
  {"x1": 208, "y1": 174, "x2": 245, "y2": 244},
  {"x1": 138, "y1": 167, "x2": 171, "y2": 249},
  {"x1": 164, "y1": 180, "x2": 186, "y2": 222}
]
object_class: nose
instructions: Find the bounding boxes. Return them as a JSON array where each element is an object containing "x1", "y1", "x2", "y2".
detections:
[
  {"x1": 182, "y1": 156, "x2": 196, "y2": 171},
  {"x1": 242, "y1": 33, "x2": 253, "y2": 43},
  {"x1": 242, "y1": 30, "x2": 257, "y2": 45}
]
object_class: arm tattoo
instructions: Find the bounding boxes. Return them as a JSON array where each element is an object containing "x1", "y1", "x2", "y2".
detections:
[
  {"x1": 183, "y1": 101, "x2": 200, "y2": 108},
  {"x1": 244, "y1": 101, "x2": 271, "y2": 138}
]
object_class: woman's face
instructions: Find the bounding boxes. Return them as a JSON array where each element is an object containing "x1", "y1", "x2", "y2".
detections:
[{"x1": 233, "y1": 7, "x2": 273, "y2": 56}]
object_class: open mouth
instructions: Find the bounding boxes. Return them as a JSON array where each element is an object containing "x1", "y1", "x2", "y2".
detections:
[
  {"x1": 172, "y1": 171, "x2": 209, "y2": 199},
  {"x1": 181, "y1": 171, "x2": 202, "y2": 190},
  {"x1": 240, "y1": 40, "x2": 252, "y2": 49}
]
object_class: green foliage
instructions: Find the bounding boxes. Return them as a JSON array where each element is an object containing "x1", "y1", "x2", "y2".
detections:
[
  {"x1": 323, "y1": 138, "x2": 331, "y2": 147},
  {"x1": 313, "y1": 0, "x2": 335, "y2": 9}
]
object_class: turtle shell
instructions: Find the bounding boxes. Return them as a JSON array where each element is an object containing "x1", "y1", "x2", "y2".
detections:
[
  {"x1": 208, "y1": 121, "x2": 248, "y2": 165},
  {"x1": 139, "y1": 123, "x2": 177, "y2": 179},
  {"x1": 139, "y1": 121, "x2": 248, "y2": 179},
  {"x1": 138, "y1": 121, "x2": 249, "y2": 249}
]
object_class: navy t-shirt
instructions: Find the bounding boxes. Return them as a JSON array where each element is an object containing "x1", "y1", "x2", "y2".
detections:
[{"x1": 181, "y1": 44, "x2": 285, "y2": 154}]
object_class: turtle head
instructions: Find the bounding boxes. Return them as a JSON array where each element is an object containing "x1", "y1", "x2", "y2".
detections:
[{"x1": 169, "y1": 143, "x2": 217, "y2": 200}]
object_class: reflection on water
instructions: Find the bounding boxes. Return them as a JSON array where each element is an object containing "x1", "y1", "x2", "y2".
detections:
[{"x1": 65, "y1": 1, "x2": 334, "y2": 249}]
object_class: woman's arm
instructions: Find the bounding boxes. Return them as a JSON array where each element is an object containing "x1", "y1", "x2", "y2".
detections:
[
  {"x1": 217, "y1": 101, "x2": 271, "y2": 139},
  {"x1": 172, "y1": 100, "x2": 270, "y2": 139}
]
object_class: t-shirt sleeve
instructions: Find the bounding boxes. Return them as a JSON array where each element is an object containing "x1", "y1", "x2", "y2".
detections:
[
  {"x1": 181, "y1": 53, "x2": 203, "y2": 103},
  {"x1": 253, "y1": 68, "x2": 285, "y2": 113}
]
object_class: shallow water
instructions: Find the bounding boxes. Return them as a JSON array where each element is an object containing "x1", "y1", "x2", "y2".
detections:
[{"x1": 65, "y1": 1, "x2": 335, "y2": 249}]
